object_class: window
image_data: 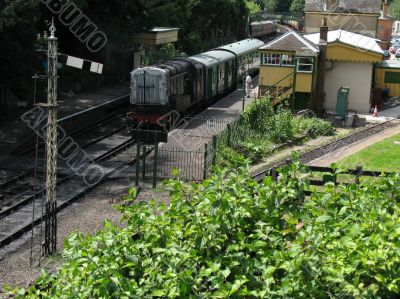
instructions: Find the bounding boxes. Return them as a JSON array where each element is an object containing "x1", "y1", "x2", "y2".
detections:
[
  {"x1": 263, "y1": 53, "x2": 281, "y2": 65},
  {"x1": 385, "y1": 72, "x2": 400, "y2": 83},
  {"x1": 281, "y1": 54, "x2": 295, "y2": 66},
  {"x1": 297, "y1": 57, "x2": 313, "y2": 73}
]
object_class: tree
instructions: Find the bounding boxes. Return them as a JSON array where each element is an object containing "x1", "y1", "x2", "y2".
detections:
[
  {"x1": 246, "y1": 0, "x2": 261, "y2": 16},
  {"x1": 0, "y1": 0, "x2": 40, "y2": 108},
  {"x1": 389, "y1": 0, "x2": 400, "y2": 19},
  {"x1": 263, "y1": 0, "x2": 278, "y2": 11},
  {"x1": 290, "y1": 0, "x2": 305, "y2": 14}
]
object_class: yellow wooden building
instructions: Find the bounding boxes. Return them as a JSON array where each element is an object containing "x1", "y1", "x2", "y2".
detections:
[
  {"x1": 259, "y1": 29, "x2": 383, "y2": 113},
  {"x1": 258, "y1": 31, "x2": 319, "y2": 109},
  {"x1": 374, "y1": 60, "x2": 400, "y2": 97}
]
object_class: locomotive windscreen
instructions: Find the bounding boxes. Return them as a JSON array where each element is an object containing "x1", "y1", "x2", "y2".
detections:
[{"x1": 130, "y1": 67, "x2": 168, "y2": 105}]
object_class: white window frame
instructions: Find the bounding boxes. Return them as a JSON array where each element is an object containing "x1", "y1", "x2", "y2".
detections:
[
  {"x1": 281, "y1": 54, "x2": 295, "y2": 66},
  {"x1": 297, "y1": 57, "x2": 314, "y2": 73},
  {"x1": 263, "y1": 53, "x2": 281, "y2": 65}
]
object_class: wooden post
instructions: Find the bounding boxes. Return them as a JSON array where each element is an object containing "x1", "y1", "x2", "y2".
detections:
[
  {"x1": 227, "y1": 124, "x2": 231, "y2": 147},
  {"x1": 203, "y1": 143, "x2": 208, "y2": 180},
  {"x1": 212, "y1": 136, "x2": 217, "y2": 166},
  {"x1": 271, "y1": 168, "x2": 278, "y2": 182},
  {"x1": 292, "y1": 59, "x2": 297, "y2": 110},
  {"x1": 152, "y1": 139, "x2": 158, "y2": 189},
  {"x1": 355, "y1": 165, "x2": 363, "y2": 185},
  {"x1": 136, "y1": 142, "x2": 141, "y2": 187},
  {"x1": 142, "y1": 145, "x2": 146, "y2": 180}
]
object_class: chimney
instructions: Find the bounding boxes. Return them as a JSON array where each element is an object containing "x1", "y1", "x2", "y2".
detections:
[
  {"x1": 320, "y1": 18, "x2": 328, "y2": 44},
  {"x1": 383, "y1": 0, "x2": 388, "y2": 18},
  {"x1": 313, "y1": 18, "x2": 328, "y2": 117}
]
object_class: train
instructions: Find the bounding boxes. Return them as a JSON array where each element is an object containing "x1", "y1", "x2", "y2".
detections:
[
  {"x1": 250, "y1": 21, "x2": 277, "y2": 38},
  {"x1": 128, "y1": 38, "x2": 265, "y2": 128}
]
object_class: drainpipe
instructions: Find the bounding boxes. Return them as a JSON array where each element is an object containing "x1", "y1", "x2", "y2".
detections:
[{"x1": 314, "y1": 17, "x2": 328, "y2": 117}]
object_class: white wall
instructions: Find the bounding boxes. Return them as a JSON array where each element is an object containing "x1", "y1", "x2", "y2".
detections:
[{"x1": 324, "y1": 62, "x2": 373, "y2": 113}]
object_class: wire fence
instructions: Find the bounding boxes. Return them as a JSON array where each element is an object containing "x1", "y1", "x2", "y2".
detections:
[
  {"x1": 136, "y1": 115, "x2": 250, "y2": 183},
  {"x1": 179, "y1": 117, "x2": 237, "y2": 138},
  {"x1": 142, "y1": 147, "x2": 208, "y2": 181}
]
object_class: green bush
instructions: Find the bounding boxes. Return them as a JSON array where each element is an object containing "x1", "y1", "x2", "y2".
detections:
[
  {"x1": 293, "y1": 116, "x2": 334, "y2": 136},
  {"x1": 11, "y1": 163, "x2": 400, "y2": 298}
]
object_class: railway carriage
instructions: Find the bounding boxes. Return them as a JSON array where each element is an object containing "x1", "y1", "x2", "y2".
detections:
[
  {"x1": 129, "y1": 38, "x2": 265, "y2": 127},
  {"x1": 250, "y1": 21, "x2": 277, "y2": 38},
  {"x1": 216, "y1": 39, "x2": 265, "y2": 82},
  {"x1": 189, "y1": 50, "x2": 236, "y2": 102}
]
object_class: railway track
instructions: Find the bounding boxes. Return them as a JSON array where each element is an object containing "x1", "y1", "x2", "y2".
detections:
[
  {"x1": 0, "y1": 137, "x2": 138, "y2": 248},
  {"x1": 253, "y1": 117, "x2": 400, "y2": 182},
  {"x1": 0, "y1": 114, "x2": 128, "y2": 208}
]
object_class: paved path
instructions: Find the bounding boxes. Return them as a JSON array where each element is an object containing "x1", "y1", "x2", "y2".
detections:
[{"x1": 360, "y1": 104, "x2": 400, "y2": 123}]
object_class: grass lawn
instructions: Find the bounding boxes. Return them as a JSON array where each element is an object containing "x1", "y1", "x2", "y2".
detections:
[{"x1": 338, "y1": 133, "x2": 400, "y2": 172}]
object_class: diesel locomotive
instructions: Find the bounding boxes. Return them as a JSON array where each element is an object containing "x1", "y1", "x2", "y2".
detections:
[{"x1": 128, "y1": 38, "x2": 265, "y2": 128}]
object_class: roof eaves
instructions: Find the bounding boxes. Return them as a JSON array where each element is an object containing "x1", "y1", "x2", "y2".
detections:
[
  {"x1": 260, "y1": 31, "x2": 319, "y2": 53},
  {"x1": 331, "y1": 39, "x2": 383, "y2": 55},
  {"x1": 259, "y1": 31, "x2": 293, "y2": 50}
]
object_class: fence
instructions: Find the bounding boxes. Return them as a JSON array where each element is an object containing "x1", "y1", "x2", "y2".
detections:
[
  {"x1": 134, "y1": 115, "x2": 260, "y2": 184},
  {"x1": 134, "y1": 116, "x2": 237, "y2": 183},
  {"x1": 267, "y1": 165, "x2": 396, "y2": 196},
  {"x1": 140, "y1": 146, "x2": 209, "y2": 181},
  {"x1": 179, "y1": 116, "x2": 237, "y2": 138}
]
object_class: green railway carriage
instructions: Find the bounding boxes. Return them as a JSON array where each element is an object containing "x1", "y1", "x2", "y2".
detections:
[
  {"x1": 189, "y1": 50, "x2": 236, "y2": 103},
  {"x1": 129, "y1": 38, "x2": 265, "y2": 127},
  {"x1": 216, "y1": 38, "x2": 265, "y2": 83}
]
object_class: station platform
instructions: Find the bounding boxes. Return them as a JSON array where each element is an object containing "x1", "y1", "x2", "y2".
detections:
[
  {"x1": 0, "y1": 84, "x2": 129, "y2": 156},
  {"x1": 361, "y1": 104, "x2": 400, "y2": 123},
  {"x1": 56, "y1": 84, "x2": 129, "y2": 118},
  {"x1": 166, "y1": 87, "x2": 258, "y2": 151},
  {"x1": 140, "y1": 85, "x2": 260, "y2": 181}
]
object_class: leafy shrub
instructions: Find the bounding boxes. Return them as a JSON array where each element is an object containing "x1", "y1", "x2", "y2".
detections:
[
  {"x1": 11, "y1": 163, "x2": 400, "y2": 298},
  {"x1": 215, "y1": 99, "x2": 334, "y2": 168},
  {"x1": 293, "y1": 116, "x2": 334, "y2": 136},
  {"x1": 215, "y1": 144, "x2": 248, "y2": 169}
]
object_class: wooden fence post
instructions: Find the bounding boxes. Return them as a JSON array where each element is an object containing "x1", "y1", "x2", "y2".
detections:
[
  {"x1": 203, "y1": 143, "x2": 208, "y2": 180},
  {"x1": 271, "y1": 168, "x2": 278, "y2": 182},
  {"x1": 152, "y1": 139, "x2": 158, "y2": 189},
  {"x1": 355, "y1": 165, "x2": 363, "y2": 185},
  {"x1": 227, "y1": 124, "x2": 231, "y2": 147},
  {"x1": 136, "y1": 142, "x2": 141, "y2": 187},
  {"x1": 212, "y1": 136, "x2": 217, "y2": 166}
]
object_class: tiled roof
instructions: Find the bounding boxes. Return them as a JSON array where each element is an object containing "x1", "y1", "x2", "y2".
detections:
[
  {"x1": 304, "y1": 29, "x2": 384, "y2": 54},
  {"x1": 259, "y1": 31, "x2": 319, "y2": 55},
  {"x1": 305, "y1": 0, "x2": 381, "y2": 15}
]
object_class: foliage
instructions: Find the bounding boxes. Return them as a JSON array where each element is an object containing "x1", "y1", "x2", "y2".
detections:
[
  {"x1": 262, "y1": 0, "x2": 278, "y2": 11},
  {"x1": 0, "y1": 0, "x2": 40, "y2": 108},
  {"x1": 290, "y1": 0, "x2": 305, "y2": 14},
  {"x1": 10, "y1": 161, "x2": 400, "y2": 298},
  {"x1": 390, "y1": 0, "x2": 400, "y2": 19},
  {"x1": 142, "y1": 43, "x2": 186, "y2": 66},
  {"x1": 1, "y1": 0, "x2": 251, "y2": 108},
  {"x1": 243, "y1": 97, "x2": 333, "y2": 140},
  {"x1": 292, "y1": 115, "x2": 334, "y2": 136},
  {"x1": 246, "y1": 0, "x2": 262, "y2": 16},
  {"x1": 216, "y1": 98, "x2": 333, "y2": 165}
]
